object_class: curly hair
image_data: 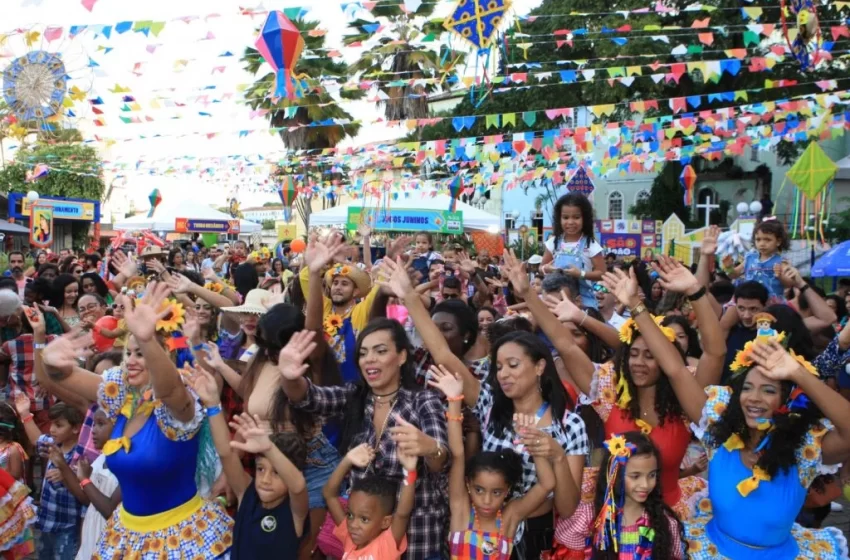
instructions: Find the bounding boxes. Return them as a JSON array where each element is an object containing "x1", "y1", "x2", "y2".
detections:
[
  {"x1": 552, "y1": 192, "x2": 596, "y2": 243},
  {"x1": 615, "y1": 333, "x2": 686, "y2": 425},
  {"x1": 466, "y1": 450, "x2": 523, "y2": 496},
  {"x1": 591, "y1": 432, "x2": 683, "y2": 560},
  {"x1": 754, "y1": 219, "x2": 790, "y2": 252},
  {"x1": 486, "y1": 331, "x2": 574, "y2": 439},
  {"x1": 707, "y1": 373, "x2": 823, "y2": 480},
  {"x1": 583, "y1": 308, "x2": 614, "y2": 364},
  {"x1": 661, "y1": 315, "x2": 702, "y2": 359}
]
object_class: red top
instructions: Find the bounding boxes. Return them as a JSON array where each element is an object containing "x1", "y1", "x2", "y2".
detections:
[{"x1": 590, "y1": 362, "x2": 692, "y2": 508}]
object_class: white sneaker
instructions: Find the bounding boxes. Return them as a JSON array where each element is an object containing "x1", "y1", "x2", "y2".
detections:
[{"x1": 831, "y1": 501, "x2": 844, "y2": 512}]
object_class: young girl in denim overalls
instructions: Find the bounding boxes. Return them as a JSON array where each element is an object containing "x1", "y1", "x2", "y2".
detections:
[{"x1": 541, "y1": 193, "x2": 606, "y2": 309}]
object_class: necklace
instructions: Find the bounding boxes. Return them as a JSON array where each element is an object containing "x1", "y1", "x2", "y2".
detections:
[
  {"x1": 373, "y1": 388, "x2": 399, "y2": 403},
  {"x1": 368, "y1": 398, "x2": 398, "y2": 471},
  {"x1": 472, "y1": 507, "x2": 503, "y2": 557}
]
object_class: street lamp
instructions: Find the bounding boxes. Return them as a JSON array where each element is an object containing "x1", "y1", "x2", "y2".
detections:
[{"x1": 736, "y1": 201, "x2": 763, "y2": 218}]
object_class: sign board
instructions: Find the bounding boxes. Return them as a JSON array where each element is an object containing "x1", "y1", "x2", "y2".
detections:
[
  {"x1": 599, "y1": 233, "x2": 642, "y2": 260},
  {"x1": 277, "y1": 224, "x2": 298, "y2": 241},
  {"x1": 22, "y1": 198, "x2": 94, "y2": 221},
  {"x1": 347, "y1": 207, "x2": 463, "y2": 234},
  {"x1": 30, "y1": 205, "x2": 54, "y2": 248},
  {"x1": 174, "y1": 218, "x2": 240, "y2": 234}
]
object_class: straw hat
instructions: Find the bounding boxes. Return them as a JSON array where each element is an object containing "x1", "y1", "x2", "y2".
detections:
[
  {"x1": 324, "y1": 263, "x2": 371, "y2": 295},
  {"x1": 140, "y1": 245, "x2": 164, "y2": 259},
  {"x1": 221, "y1": 289, "x2": 271, "y2": 315}
]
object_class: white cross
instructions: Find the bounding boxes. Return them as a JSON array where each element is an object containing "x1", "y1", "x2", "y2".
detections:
[{"x1": 696, "y1": 194, "x2": 720, "y2": 228}]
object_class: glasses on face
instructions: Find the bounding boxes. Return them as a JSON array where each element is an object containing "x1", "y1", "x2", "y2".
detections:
[
  {"x1": 112, "y1": 304, "x2": 125, "y2": 311},
  {"x1": 78, "y1": 303, "x2": 102, "y2": 314},
  {"x1": 72, "y1": 269, "x2": 83, "y2": 275},
  {"x1": 593, "y1": 284, "x2": 609, "y2": 294}
]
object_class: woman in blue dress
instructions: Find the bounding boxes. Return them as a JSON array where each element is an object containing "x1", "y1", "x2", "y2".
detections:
[
  {"x1": 39, "y1": 282, "x2": 233, "y2": 559},
  {"x1": 609, "y1": 258, "x2": 850, "y2": 559}
]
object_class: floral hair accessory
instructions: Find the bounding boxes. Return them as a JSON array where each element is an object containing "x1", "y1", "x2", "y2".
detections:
[
  {"x1": 156, "y1": 299, "x2": 186, "y2": 333},
  {"x1": 204, "y1": 281, "x2": 223, "y2": 294},
  {"x1": 618, "y1": 314, "x2": 676, "y2": 346},
  {"x1": 249, "y1": 247, "x2": 271, "y2": 263},
  {"x1": 591, "y1": 434, "x2": 638, "y2": 553}
]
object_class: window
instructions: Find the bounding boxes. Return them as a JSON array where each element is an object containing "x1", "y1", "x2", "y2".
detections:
[
  {"x1": 750, "y1": 146, "x2": 760, "y2": 162},
  {"x1": 505, "y1": 216, "x2": 516, "y2": 230},
  {"x1": 532, "y1": 210, "x2": 545, "y2": 241},
  {"x1": 635, "y1": 189, "x2": 650, "y2": 205},
  {"x1": 608, "y1": 191, "x2": 624, "y2": 220}
]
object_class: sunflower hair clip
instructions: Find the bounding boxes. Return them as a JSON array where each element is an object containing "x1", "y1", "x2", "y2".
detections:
[
  {"x1": 204, "y1": 281, "x2": 223, "y2": 294},
  {"x1": 618, "y1": 314, "x2": 676, "y2": 345}
]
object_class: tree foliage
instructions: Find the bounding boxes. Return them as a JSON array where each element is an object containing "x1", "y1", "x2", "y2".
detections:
[{"x1": 0, "y1": 141, "x2": 104, "y2": 202}]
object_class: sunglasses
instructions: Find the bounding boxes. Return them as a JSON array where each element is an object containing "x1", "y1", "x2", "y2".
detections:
[
  {"x1": 593, "y1": 284, "x2": 609, "y2": 294},
  {"x1": 112, "y1": 304, "x2": 125, "y2": 310}
]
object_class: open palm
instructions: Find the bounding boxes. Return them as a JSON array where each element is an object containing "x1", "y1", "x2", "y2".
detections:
[
  {"x1": 229, "y1": 414, "x2": 272, "y2": 454},
  {"x1": 601, "y1": 268, "x2": 638, "y2": 307},
  {"x1": 501, "y1": 249, "x2": 530, "y2": 295},
  {"x1": 379, "y1": 257, "x2": 414, "y2": 299},
  {"x1": 277, "y1": 331, "x2": 317, "y2": 381},
  {"x1": 121, "y1": 281, "x2": 173, "y2": 342},
  {"x1": 41, "y1": 330, "x2": 94, "y2": 370},
  {"x1": 652, "y1": 256, "x2": 699, "y2": 295},
  {"x1": 426, "y1": 365, "x2": 463, "y2": 398},
  {"x1": 304, "y1": 235, "x2": 346, "y2": 270}
]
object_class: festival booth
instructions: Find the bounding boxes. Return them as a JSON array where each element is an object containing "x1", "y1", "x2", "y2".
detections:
[
  {"x1": 113, "y1": 198, "x2": 262, "y2": 236},
  {"x1": 308, "y1": 194, "x2": 500, "y2": 233}
]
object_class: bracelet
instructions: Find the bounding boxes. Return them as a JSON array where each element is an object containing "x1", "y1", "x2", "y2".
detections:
[
  {"x1": 446, "y1": 412, "x2": 464, "y2": 422},
  {"x1": 579, "y1": 310, "x2": 588, "y2": 327},
  {"x1": 580, "y1": 270, "x2": 586, "y2": 279},
  {"x1": 446, "y1": 395, "x2": 464, "y2": 402},
  {"x1": 798, "y1": 284, "x2": 810, "y2": 295},
  {"x1": 33, "y1": 343, "x2": 46, "y2": 350},
  {"x1": 630, "y1": 302, "x2": 648, "y2": 317},
  {"x1": 80, "y1": 478, "x2": 92, "y2": 489},
  {"x1": 686, "y1": 286, "x2": 707, "y2": 302},
  {"x1": 21, "y1": 415, "x2": 33, "y2": 424},
  {"x1": 206, "y1": 405, "x2": 222, "y2": 417},
  {"x1": 402, "y1": 467, "x2": 418, "y2": 487}
]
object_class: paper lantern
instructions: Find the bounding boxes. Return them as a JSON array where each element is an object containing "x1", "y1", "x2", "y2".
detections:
[
  {"x1": 278, "y1": 176, "x2": 297, "y2": 222},
  {"x1": 148, "y1": 189, "x2": 162, "y2": 218},
  {"x1": 447, "y1": 175, "x2": 464, "y2": 212},
  {"x1": 254, "y1": 11, "x2": 307, "y2": 100},
  {"x1": 680, "y1": 165, "x2": 697, "y2": 206},
  {"x1": 25, "y1": 164, "x2": 49, "y2": 183}
]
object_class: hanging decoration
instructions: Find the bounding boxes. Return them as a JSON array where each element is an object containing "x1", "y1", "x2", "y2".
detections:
[
  {"x1": 566, "y1": 166, "x2": 596, "y2": 196},
  {"x1": 29, "y1": 205, "x2": 54, "y2": 249},
  {"x1": 147, "y1": 188, "x2": 162, "y2": 218},
  {"x1": 447, "y1": 175, "x2": 464, "y2": 212},
  {"x1": 779, "y1": 142, "x2": 837, "y2": 243},
  {"x1": 25, "y1": 164, "x2": 50, "y2": 183},
  {"x1": 780, "y1": 0, "x2": 822, "y2": 70},
  {"x1": 2, "y1": 51, "x2": 67, "y2": 126},
  {"x1": 680, "y1": 164, "x2": 697, "y2": 206},
  {"x1": 278, "y1": 176, "x2": 297, "y2": 222},
  {"x1": 443, "y1": 0, "x2": 511, "y2": 107},
  {"x1": 228, "y1": 197, "x2": 241, "y2": 219},
  {"x1": 254, "y1": 11, "x2": 309, "y2": 100}
]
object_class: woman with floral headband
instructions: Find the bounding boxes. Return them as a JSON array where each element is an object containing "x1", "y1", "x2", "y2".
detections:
[
  {"x1": 617, "y1": 294, "x2": 850, "y2": 558},
  {"x1": 35, "y1": 282, "x2": 233, "y2": 558},
  {"x1": 538, "y1": 257, "x2": 727, "y2": 520}
]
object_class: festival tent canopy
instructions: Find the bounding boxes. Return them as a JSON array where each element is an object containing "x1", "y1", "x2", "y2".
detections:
[
  {"x1": 309, "y1": 194, "x2": 500, "y2": 232},
  {"x1": 811, "y1": 240, "x2": 850, "y2": 278},
  {"x1": 113, "y1": 198, "x2": 262, "y2": 233},
  {"x1": 836, "y1": 154, "x2": 850, "y2": 181}
]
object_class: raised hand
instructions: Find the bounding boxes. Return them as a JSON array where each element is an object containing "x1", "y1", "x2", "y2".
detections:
[
  {"x1": 701, "y1": 225, "x2": 720, "y2": 256},
  {"x1": 76, "y1": 457, "x2": 93, "y2": 480},
  {"x1": 651, "y1": 255, "x2": 700, "y2": 296},
  {"x1": 229, "y1": 414, "x2": 273, "y2": 455},
  {"x1": 13, "y1": 392, "x2": 30, "y2": 417},
  {"x1": 304, "y1": 235, "x2": 347, "y2": 271},
  {"x1": 41, "y1": 329, "x2": 94, "y2": 370},
  {"x1": 120, "y1": 281, "x2": 173, "y2": 342},
  {"x1": 188, "y1": 365, "x2": 220, "y2": 407},
  {"x1": 542, "y1": 290, "x2": 583, "y2": 323},
  {"x1": 457, "y1": 251, "x2": 477, "y2": 275},
  {"x1": 357, "y1": 223, "x2": 373, "y2": 238},
  {"x1": 147, "y1": 259, "x2": 166, "y2": 275},
  {"x1": 202, "y1": 267, "x2": 219, "y2": 282},
  {"x1": 377, "y1": 257, "x2": 414, "y2": 299},
  {"x1": 387, "y1": 235, "x2": 413, "y2": 259},
  {"x1": 501, "y1": 249, "x2": 530, "y2": 296},
  {"x1": 346, "y1": 443, "x2": 375, "y2": 468},
  {"x1": 749, "y1": 341, "x2": 807, "y2": 381},
  {"x1": 22, "y1": 305, "x2": 46, "y2": 337},
  {"x1": 426, "y1": 365, "x2": 463, "y2": 399},
  {"x1": 780, "y1": 264, "x2": 805, "y2": 290},
  {"x1": 203, "y1": 342, "x2": 226, "y2": 369},
  {"x1": 166, "y1": 273, "x2": 193, "y2": 295},
  {"x1": 112, "y1": 251, "x2": 138, "y2": 278},
  {"x1": 389, "y1": 416, "x2": 438, "y2": 457},
  {"x1": 601, "y1": 267, "x2": 639, "y2": 308},
  {"x1": 277, "y1": 330, "x2": 317, "y2": 381}
]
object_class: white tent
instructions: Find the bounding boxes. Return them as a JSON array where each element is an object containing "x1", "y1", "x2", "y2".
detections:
[
  {"x1": 114, "y1": 198, "x2": 262, "y2": 233},
  {"x1": 309, "y1": 194, "x2": 500, "y2": 232}
]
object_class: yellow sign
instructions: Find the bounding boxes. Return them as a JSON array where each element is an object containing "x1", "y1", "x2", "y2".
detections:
[
  {"x1": 22, "y1": 198, "x2": 95, "y2": 221},
  {"x1": 278, "y1": 224, "x2": 298, "y2": 241}
]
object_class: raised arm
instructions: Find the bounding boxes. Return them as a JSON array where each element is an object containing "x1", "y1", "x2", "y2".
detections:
[
  {"x1": 392, "y1": 449, "x2": 418, "y2": 547},
  {"x1": 750, "y1": 341, "x2": 850, "y2": 465},
  {"x1": 191, "y1": 366, "x2": 252, "y2": 501},
  {"x1": 781, "y1": 266, "x2": 837, "y2": 329},
  {"x1": 380, "y1": 257, "x2": 478, "y2": 406},
  {"x1": 13, "y1": 394, "x2": 42, "y2": 446},
  {"x1": 323, "y1": 444, "x2": 374, "y2": 525},
  {"x1": 39, "y1": 332, "x2": 101, "y2": 406},
  {"x1": 120, "y1": 283, "x2": 194, "y2": 423},
  {"x1": 501, "y1": 250, "x2": 596, "y2": 396},
  {"x1": 166, "y1": 273, "x2": 235, "y2": 310},
  {"x1": 697, "y1": 226, "x2": 723, "y2": 318},
  {"x1": 652, "y1": 256, "x2": 727, "y2": 387},
  {"x1": 76, "y1": 458, "x2": 122, "y2": 518},
  {"x1": 545, "y1": 293, "x2": 620, "y2": 352},
  {"x1": 276, "y1": 330, "x2": 319, "y2": 404},
  {"x1": 601, "y1": 267, "x2": 706, "y2": 424}
]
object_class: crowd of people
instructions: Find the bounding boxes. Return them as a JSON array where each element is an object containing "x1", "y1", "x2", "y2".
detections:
[{"x1": 0, "y1": 191, "x2": 847, "y2": 559}]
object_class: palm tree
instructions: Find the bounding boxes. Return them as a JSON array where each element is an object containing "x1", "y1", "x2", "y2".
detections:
[
  {"x1": 344, "y1": 5, "x2": 464, "y2": 121},
  {"x1": 242, "y1": 18, "x2": 363, "y2": 151}
]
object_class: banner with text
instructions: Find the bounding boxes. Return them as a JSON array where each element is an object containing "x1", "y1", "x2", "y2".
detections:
[
  {"x1": 22, "y1": 198, "x2": 95, "y2": 221},
  {"x1": 347, "y1": 207, "x2": 463, "y2": 234},
  {"x1": 174, "y1": 218, "x2": 240, "y2": 234},
  {"x1": 599, "y1": 233, "x2": 643, "y2": 260},
  {"x1": 30, "y1": 205, "x2": 54, "y2": 248}
]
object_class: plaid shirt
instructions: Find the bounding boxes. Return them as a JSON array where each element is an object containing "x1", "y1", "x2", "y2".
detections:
[
  {"x1": 412, "y1": 347, "x2": 491, "y2": 386},
  {"x1": 0, "y1": 334, "x2": 57, "y2": 411},
  {"x1": 294, "y1": 380, "x2": 448, "y2": 560},
  {"x1": 35, "y1": 435, "x2": 85, "y2": 533},
  {"x1": 71, "y1": 404, "x2": 100, "y2": 466},
  {"x1": 813, "y1": 335, "x2": 850, "y2": 379}
]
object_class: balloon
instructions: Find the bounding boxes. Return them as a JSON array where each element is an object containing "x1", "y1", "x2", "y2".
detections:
[
  {"x1": 92, "y1": 316, "x2": 118, "y2": 352},
  {"x1": 254, "y1": 11, "x2": 307, "y2": 100},
  {"x1": 148, "y1": 189, "x2": 162, "y2": 218},
  {"x1": 278, "y1": 176, "x2": 297, "y2": 222},
  {"x1": 290, "y1": 238, "x2": 306, "y2": 253}
]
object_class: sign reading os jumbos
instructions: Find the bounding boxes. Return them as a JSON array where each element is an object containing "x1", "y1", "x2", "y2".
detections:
[
  {"x1": 22, "y1": 198, "x2": 95, "y2": 221},
  {"x1": 347, "y1": 208, "x2": 463, "y2": 234},
  {"x1": 174, "y1": 218, "x2": 240, "y2": 234}
]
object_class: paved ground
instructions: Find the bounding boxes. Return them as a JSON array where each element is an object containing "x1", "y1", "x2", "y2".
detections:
[{"x1": 825, "y1": 496, "x2": 850, "y2": 536}]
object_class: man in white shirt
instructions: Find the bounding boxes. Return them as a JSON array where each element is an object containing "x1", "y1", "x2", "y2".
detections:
[{"x1": 595, "y1": 283, "x2": 627, "y2": 330}]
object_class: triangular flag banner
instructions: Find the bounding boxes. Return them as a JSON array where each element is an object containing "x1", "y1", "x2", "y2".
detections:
[{"x1": 567, "y1": 166, "x2": 595, "y2": 195}]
